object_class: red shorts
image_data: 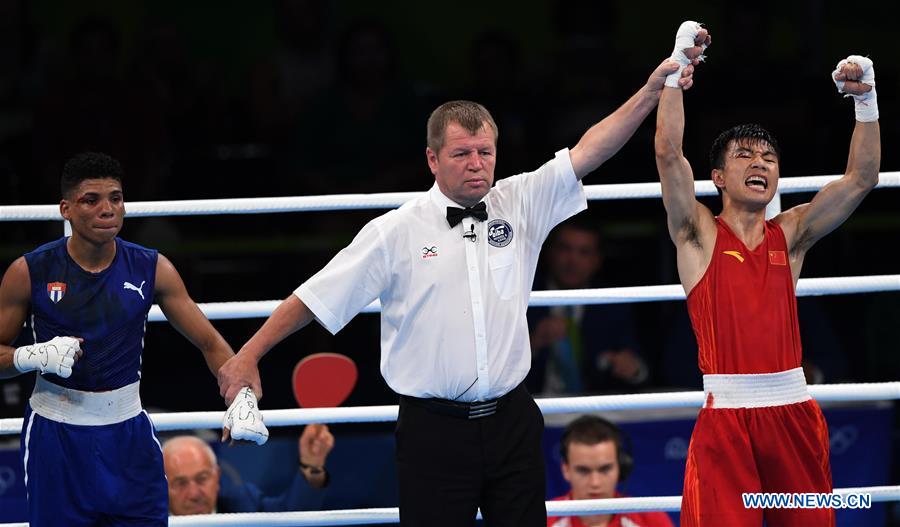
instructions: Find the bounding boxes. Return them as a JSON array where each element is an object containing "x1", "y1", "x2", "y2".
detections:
[{"x1": 680, "y1": 399, "x2": 833, "y2": 527}]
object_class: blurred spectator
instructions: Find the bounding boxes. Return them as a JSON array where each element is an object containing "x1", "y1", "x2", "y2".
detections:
[
  {"x1": 249, "y1": 0, "x2": 335, "y2": 147},
  {"x1": 285, "y1": 18, "x2": 422, "y2": 196},
  {"x1": 128, "y1": 16, "x2": 199, "y2": 168},
  {"x1": 32, "y1": 15, "x2": 168, "y2": 200},
  {"x1": 797, "y1": 297, "x2": 847, "y2": 384},
  {"x1": 549, "y1": 415, "x2": 674, "y2": 527},
  {"x1": 462, "y1": 29, "x2": 537, "y2": 175},
  {"x1": 0, "y1": 0, "x2": 42, "y2": 206},
  {"x1": 660, "y1": 297, "x2": 848, "y2": 389},
  {"x1": 545, "y1": 2, "x2": 620, "y2": 168},
  {"x1": 163, "y1": 424, "x2": 334, "y2": 515},
  {"x1": 528, "y1": 219, "x2": 648, "y2": 395},
  {"x1": 660, "y1": 303, "x2": 703, "y2": 389},
  {"x1": 863, "y1": 293, "x2": 900, "y2": 382}
]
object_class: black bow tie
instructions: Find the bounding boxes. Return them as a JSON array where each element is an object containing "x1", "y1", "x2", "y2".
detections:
[{"x1": 446, "y1": 202, "x2": 488, "y2": 228}]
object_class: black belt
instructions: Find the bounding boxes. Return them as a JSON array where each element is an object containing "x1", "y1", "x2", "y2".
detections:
[{"x1": 401, "y1": 384, "x2": 522, "y2": 420}]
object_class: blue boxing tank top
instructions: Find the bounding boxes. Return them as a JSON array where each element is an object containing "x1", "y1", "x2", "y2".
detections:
[{"x1": 24, "y1": 237, "x2": 157, "y2": 391}]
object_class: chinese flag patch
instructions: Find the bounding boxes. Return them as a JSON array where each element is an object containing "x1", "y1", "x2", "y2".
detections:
[{"x1": 768, "y1": 250, "x2": 787, "y2": 266}]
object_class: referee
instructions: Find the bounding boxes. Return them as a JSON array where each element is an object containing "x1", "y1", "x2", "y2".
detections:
[{"x1": 218, "y1": 59, "x2": 698, "y2": 526}]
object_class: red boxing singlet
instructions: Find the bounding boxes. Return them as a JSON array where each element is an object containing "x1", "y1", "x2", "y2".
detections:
[{"x1": 686, "y1": 217, "x2": 802, "y2": 374}]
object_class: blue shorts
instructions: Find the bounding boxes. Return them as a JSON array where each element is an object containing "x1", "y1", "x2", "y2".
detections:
[{"x1": 21, "y1": 404, "x2": 168, "y2": 526}]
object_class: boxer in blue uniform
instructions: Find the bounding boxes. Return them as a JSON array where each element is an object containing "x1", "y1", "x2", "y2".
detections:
[{"x1": 0, "y1": 152, "x2": 267, "y2": 526}]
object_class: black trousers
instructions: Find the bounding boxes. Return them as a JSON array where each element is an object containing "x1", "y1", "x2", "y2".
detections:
[{"x1": 395, "y1": 384, "x2": 547, "y2": 527}]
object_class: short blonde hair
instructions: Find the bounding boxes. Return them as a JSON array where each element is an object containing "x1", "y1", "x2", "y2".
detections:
[{"x1": 426, "y1": 100, "x2": 498, "y2": 153}]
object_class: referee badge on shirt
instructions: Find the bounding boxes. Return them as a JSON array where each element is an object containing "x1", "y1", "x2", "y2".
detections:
[
  {"x1": 487, "y1": 219, "x2": 513, "y2": 248},
  {"x1": 47, "y1": 282, "x2": 67, "y2": 303}
]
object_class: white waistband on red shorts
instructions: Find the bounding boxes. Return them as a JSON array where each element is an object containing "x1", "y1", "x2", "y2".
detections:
[
  {"x1": 30, "y1": 376, "x2": 143, "y2": 426},
  {"x1": 702, "y1": 367, "x2": 810, "y2": 409}
]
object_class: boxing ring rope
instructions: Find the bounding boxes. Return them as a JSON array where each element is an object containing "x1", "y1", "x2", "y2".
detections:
[
  {"x1": 3, "y1": 487, "x2": 899, "y2": 526},
  {"x1": 0, "y1": 381, "x2": 897, "y2": 434},
  {"x1": 2, "y1": 173, "x2": 899, "y2": 221},
  {"x1": 7, "y1": 381, "x2": 900, "y2": 434},
  {"x1": 164, "y1": 486, "x2": 900, "y2": 525},
  {"x1": 2, "y1": 173, "x2": 898, "y2": 526},
  {"x1": 135, "y1": 274, "x2": 900, "y2": 322}
]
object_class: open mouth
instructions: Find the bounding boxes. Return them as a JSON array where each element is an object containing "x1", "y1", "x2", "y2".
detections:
[{"x1": 744, "y1": 175, "x2": 768, "y2": 191}]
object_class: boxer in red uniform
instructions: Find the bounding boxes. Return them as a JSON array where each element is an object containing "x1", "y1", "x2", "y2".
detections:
[{"x1": 654, "y1": 22, "x2": 881, "y2": 527}]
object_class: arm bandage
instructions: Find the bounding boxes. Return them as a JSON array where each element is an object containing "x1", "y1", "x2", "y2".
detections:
[
  {"x1": 833, "y1": 55, "x2": 878, "y2": 122},
  {"x1": 223, "y1": 387, "x2": 270, "y2": 445},
  {"x1": 665, "y1": 20, "x2": 707, "y2": 88},
  {"x1": 14, "y1": 336, "x2": 80, "y2": 378}
]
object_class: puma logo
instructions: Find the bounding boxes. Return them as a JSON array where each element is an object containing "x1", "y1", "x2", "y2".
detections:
[{"x1": 123, "y1": 280, "x2": 146, "y2": 300}]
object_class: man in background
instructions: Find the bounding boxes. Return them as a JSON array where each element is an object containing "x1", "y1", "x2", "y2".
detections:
[
  {"x1": 164, "y1": 424, "x2": 333, "y2": 515},
  {"x1": 529, "y1": 220, "x2": 648, "y2": 395},
  {"x1": 549, "y1": 415, "x2": 674, "y2": 527}
]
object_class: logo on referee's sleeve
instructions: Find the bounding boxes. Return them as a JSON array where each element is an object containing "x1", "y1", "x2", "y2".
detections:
[{"x1": 487, "y1": 219, "x2": 513, "y2": 248}]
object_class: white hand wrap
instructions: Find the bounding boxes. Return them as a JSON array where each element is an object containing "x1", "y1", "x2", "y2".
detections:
[
  {"x1": 14, "y1": 336, "x2": 80, "y2": 378},
  {"x1": 833, "y1": 55, "x2": 878, "y2": 122},
  {"x1": 665, "y1": 20, "x2": 707, "y2": 88},
  {"x1": 223, "y1": 387, "x2": 269, "y2": 445}
]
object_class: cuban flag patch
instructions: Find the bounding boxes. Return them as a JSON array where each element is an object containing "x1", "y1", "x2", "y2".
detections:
[{"x1": 47, "y1": 282, "x2": 67, "y2": 303}]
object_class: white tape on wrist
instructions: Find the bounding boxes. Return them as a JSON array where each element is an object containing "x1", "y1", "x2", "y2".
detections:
[
  {"x1": 853, "y1": 86, "x2": 878, "y2": 122},
  {"x1": 223, "y1": 387, "x2": 269, "y2": 445},
  {"x1": 14, "y1": 336, "x2": 79, "y2": 378},
  {"x1": 832, "y1": 55, "x2": 878, "y2": 122},
  {"x1": 665, "y1": 20, "x2": 706, "y2": 88}
]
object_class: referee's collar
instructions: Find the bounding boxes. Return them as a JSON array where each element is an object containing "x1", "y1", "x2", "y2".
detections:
[{"x1": 428, "y1": 183, "x2": 489, "y2": 211}]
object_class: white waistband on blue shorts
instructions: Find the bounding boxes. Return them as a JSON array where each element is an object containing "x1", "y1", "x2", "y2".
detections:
[
  {"x1": 30, "y1": 376, "x2": 143, "y2": 426},
  {"x1": 702, "y1": 367, "x2": 810, "y2": 409}
]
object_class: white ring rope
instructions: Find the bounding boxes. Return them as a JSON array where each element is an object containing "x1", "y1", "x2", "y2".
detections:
[
  {"x1": 142, "y1": 275, "x2": 900, "y2": 321},
  {"x1": 1, "y1": 486, "x2": 895, "y2": 526},
  {"x1": 2, "y1": 173, "x2": 898, "y2": 221},
  {"x1": 2, "y1": 174, "x2": 897, "y2": 526},
  {"x1": 2, "y1": 383, "x2": 897, "y2": 435}
]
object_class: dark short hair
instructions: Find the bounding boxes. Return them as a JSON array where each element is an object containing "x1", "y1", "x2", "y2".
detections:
[
  {"x1": 61, "y1": 152, "x2": 124, "y2": 198},
  {"x1": 560, "y1": 415, "x2": 623, "y2": 462},
  {"x1": 560, "y1": 415, "x2": 634, "y2": 482},
  {"x1": 68, "y1": 16, "x2": 121, "y2": 61},
  {"x1": 709, "y1": 123, "x2": 781, "y2": 171},
  {"x1": 549, "y1": 217, "x2": 603, "y2": 252},
  {"x1": 426, "y1": 100, "x2": 498, "y2": 153}
]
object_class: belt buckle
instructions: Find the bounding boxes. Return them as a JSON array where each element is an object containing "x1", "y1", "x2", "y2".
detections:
[{"x1": 467, "y1": 400, "x2": 497, "y2": 419}]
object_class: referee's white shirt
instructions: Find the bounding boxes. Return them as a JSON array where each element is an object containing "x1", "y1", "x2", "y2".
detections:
[{"x1": 295, "y1": 149, "x2": 587, "y2": 401}]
